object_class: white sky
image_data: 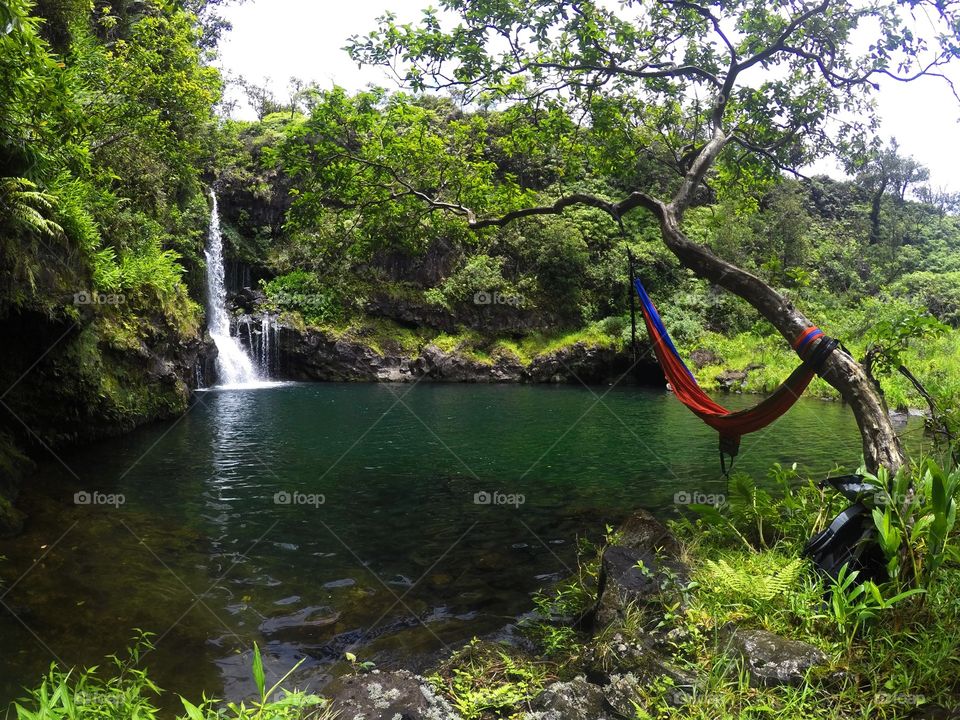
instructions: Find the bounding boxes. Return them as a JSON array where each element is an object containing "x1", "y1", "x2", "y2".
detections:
[{"x1": 217, "y1": 0, "x2": 960, "y2": 191}]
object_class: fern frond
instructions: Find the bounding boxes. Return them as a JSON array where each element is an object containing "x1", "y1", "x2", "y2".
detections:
[{"x1": 702, "y1": 556, "x2": 806, "y2": 601}]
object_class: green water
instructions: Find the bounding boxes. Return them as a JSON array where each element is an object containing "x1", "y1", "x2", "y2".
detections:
[{"x1": 0, "y1": 382, "x2": 923, "y2": 705}]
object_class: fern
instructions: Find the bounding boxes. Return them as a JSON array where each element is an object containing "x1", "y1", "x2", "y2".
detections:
[
  {"x1": 703, "y1": 556, "x2": 805, "y2": 601},
  {"x1": 0, "y1": 177, "x2": 63, "y2": 238}
]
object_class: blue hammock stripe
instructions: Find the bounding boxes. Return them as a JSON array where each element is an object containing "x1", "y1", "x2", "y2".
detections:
[
  {"x1": 633, "y1": 278, "x2": 696, "y2": 381},
  {"x1": 795, "y1": 327, "x2": 824, "y2": 356}
]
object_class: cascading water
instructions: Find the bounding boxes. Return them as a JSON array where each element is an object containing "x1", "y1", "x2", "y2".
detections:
[{"x1": 204, "y1": 192, "x2": 260, "y2": 387}]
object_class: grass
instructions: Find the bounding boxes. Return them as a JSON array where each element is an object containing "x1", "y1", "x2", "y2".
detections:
[{"x1": 427, "y1": 639, "x2": 552, "y2": 720}]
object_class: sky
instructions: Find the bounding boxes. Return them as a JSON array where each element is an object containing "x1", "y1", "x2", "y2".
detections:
[{"x1": 217, "y1": 0, "x2": 960, "y2": 191}]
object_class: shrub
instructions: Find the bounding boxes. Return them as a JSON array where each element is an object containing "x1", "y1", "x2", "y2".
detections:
[
  {"x1": 261, "y1": 270, "x2": 345, "y2": 326},
  {"x1": 894, "y1": 271, "x2": 960, "y2": 326}
]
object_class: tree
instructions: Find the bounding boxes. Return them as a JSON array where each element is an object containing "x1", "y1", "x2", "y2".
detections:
[
  {"x1": 853, "y1": 140, "x2": 931, "y2": 246},
  {"x1": 346, "y1": 0, "x2": 960, "y2": 473}
]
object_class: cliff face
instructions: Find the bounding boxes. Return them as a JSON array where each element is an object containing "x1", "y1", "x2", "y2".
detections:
[{"x1": 0, "y1": 303, "x2": 207, "y2": 532}]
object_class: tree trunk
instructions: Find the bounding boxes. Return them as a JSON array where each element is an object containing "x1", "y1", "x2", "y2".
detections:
[{"x1": 655, "y1": 203, "x2": 905, "y2": 474}]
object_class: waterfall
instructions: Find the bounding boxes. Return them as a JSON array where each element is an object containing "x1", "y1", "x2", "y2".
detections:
[
  {"x1": 204, "y1": 192, "x2": 259, "y2": 387},
  {"x1": 260, "y1": 314, "x2": 279, "y2": 375}
]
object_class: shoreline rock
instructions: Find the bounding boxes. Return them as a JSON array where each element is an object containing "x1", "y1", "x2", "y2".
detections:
[{"x1": 275, "y1": 324, "x2": 641, "y2": 385}]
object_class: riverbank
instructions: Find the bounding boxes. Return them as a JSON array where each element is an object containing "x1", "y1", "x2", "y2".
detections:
[{"x1": 10, "y1": 458, "x2": 960, "y2": 719}]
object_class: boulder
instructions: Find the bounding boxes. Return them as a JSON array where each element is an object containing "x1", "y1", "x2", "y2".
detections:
[
  {"x1": 523, "y1": 677, "x2": 614, "y2": 720},
  {"x1": 593, "y1": 510, "x2": 688, "y2": 629},
  {"x1": 582, "y1": 628, "x2": 699, "y2": 711},
  {"x1": 590, "y1": 631, "x2": 697, "y2": 694},
  {"x1": 617, "y1": 509, "x2": 683, "y2": 558},
  {"x1": 726, "y1": 628, "x2": 828, "y2": 687},
  {"x1": 716, "y1": 369, "x2": 748, "y2": 391},
  {"x1": 325, "y1": 669, "x2": 461, "y2": 720},
  {"x1": 689, "y1": 348, "x2": 719, "y2": 370}
]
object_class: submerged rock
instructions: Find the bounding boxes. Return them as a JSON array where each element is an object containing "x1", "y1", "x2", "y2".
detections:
[
  {"x1": 524, "y1": 677, "x2": 614, "y2": 720},
  {"x1": 726, "y1": 628, "x2": 828, "y2": 687},
  {"x1": 325, "y1": 669, "x2": 462, "y2": 720}
]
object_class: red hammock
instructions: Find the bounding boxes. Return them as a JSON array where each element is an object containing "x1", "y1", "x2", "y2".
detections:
[{"x1": 633, "y1": 278, "x2": 838, "y2": 461}]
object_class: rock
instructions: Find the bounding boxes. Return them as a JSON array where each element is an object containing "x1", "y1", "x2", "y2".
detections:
[
  {"x1": 689, "y1": 348, "x2": 719, "y2": 369},
  {"x1": 582, "y1": 629, "x2": 698, "y2": 709},
  {"x1": 229, "y1": 287, "x2": 266, "y2": 314},
  {"x1": 726, "y1": 628, "x2": 828, "y2": 687},
  {"x1": 616, "y1": 509, "x2": 682, "y2": 558},
  {"x1": 523, "y1": 677, "x2": 614, "y2": 720},
  {"x1": 593, "y1": 511, "x2": 687, "y2": 629},
  {"x1": 594, "y1": 544, "x2": 689, "y2": 629},
  {"x1": 278, "y1": 323, "x2": 641, "y2": 384},
  {"x1": 525, "y1": 342, "x2": 632, "y2": 384},
  {"x1": 590, "y1": 631, "x2": 697, "y2": 691},
  {"x1": 415, "y1": 344, "x2": 523, "y2": 382},
  {"x1": 602, "y1": 673, "x2": 645, "y2": 717},
  {"x1": 325, "y1": 669, "x2": 462, "y2": 720},
  {"x1": 716, "y1": 369, "x2": 748, "y2": 391}
]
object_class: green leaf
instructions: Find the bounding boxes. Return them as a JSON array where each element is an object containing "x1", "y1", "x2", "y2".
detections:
[
  {"x1": 251, "y1": 643, "x2": 266, "y2": 699},
  {"x1": 179, "y1": 697, "x2": 205, "y2": 720}
]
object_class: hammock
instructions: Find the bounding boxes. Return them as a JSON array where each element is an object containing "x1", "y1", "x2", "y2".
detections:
[{"x1": 633, "y1": 278, "x2": 839, "y2": 464}]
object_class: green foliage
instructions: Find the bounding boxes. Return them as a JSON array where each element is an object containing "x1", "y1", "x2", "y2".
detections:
[
  {"x1": 187, "y1": 642, "x2": 334, "y2": 720},
  {"x1": 701, "y1": 556, "x2": 805, "y2": 602},
  {"x1": 12, "y1": 636, "x2": 334, "y2": 720},
  {"x1": 682, "y1": 464, "x2": 834, "y2": 552},
  {"x1": 827, "y1": 564, "x2": 924, "y2": 654},
  {"x1": 894, "y1": 271, "x2": 960, "y2": 326},
  {"x1": 260, "y1": 270, "x2": 346, "y2": 326},
  {"x1": 428, "y1": 640, "x2": 548, "y2": 720},
  {"x1": 863, "y1": 304, "x2": 947, "y2": 380},
  {"x1": 437, "y1": 254, "x2": 512, "y2": 305},
  {"x1": 866, "y1": 460, "x2": 960, "y2": 593}
]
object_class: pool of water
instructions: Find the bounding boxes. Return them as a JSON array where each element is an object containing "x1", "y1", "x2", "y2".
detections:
[{"x1": 0, "y1": 382, "x2": 923, "y2": 706}]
